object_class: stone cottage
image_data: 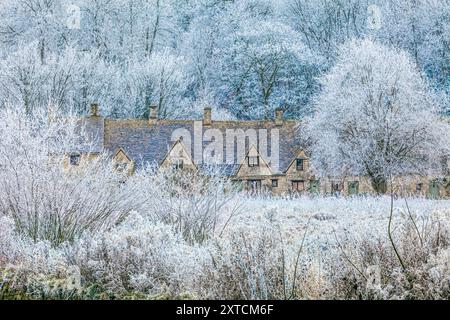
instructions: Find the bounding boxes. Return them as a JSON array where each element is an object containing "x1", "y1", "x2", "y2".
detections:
[{"x1": 67, "y1": 104, "x2": 449, "y2": 197}]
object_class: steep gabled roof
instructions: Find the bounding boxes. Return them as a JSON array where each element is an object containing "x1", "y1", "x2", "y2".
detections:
[
  {"x1": 235, "y1": 145, "x2": 273, "y2": 177},
  {"x1": 284, "y1": 150, "x2": 309, "y2": 173},
  {"x1": 112, "y1": 147, "x2": 133, "y2": 163},
  {"x1": 160, "y1": 139, "x2": 198, "y2": 170},
  {"x1": 78, "y1": 117, "x2": 304, "y2": 175}
]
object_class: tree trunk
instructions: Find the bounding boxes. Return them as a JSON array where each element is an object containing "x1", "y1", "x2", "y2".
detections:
[{"x1": 146, "y1": 0, "x2": 160, "y2": 57}]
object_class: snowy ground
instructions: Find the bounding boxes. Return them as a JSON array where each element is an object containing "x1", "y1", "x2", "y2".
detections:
[{"x1": 230, "y1": 195, "x2": 450, "y2": 257}]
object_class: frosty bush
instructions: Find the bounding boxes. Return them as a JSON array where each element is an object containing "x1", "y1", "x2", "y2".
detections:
[
  {"x1": 195, "y1": 221, "x2": 320, "y2": 300},
  {"x1": 130, "y1": 166, "x2": 242, "y2": 244},
  {"x1": 329, "y1": 215, "x2": 449, "y2": 299},
  {"x1": 0, "y1": 107, "x2": 144, "y2": 245},
  {"x1": 70, "y1": 211, "x2": 207, "y2": 299},
  {"x1": 197, "y1": 223, "x2": 288, "y2": 299},
  {"x1": 0, "y1": 195, "x2": 449, "y2": 300}
]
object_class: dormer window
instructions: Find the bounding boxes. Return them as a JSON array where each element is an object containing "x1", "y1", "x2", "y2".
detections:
[
  {"x1": 296, "y1": 159, "x2": 304, "y2": 171},
  {"x1": 248, "y1": 156, "x2": 259, "y2": 167},
  {"x1": 69, "y1": 154, "x2": 81, "y2": 166},
  {"x1": 173, "y1": 159, "x2": 184, "y2": 170},
  {"x1": 115, "y1": 162, "x2": 128, "y2": 172}
]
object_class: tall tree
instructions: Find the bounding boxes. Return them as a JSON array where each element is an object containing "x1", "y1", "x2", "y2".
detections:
[{"x1": 304, "y1": 38, "x2": 450, "y2": 193}]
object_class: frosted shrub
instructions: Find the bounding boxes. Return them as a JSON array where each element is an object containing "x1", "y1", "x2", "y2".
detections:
[
  {"x1": 0, "y1": 216, "x2": 16, "y2": 266},
  {"x1": 71, "y1": 211, "x2": 207, "y2": 299},
  {"x1": 1, "y1": 194, "x2": 449, "y2": 300},
  {"x1": 131, "y1": 166, "x2": 242, "y2": 244},
  {"x1": 195, "y1": 217, "x2": 325, "y2": 300},
  {"x1": 0, "y1": 216, "x2": 82, "y2": 299},
  {"x1": 0, "y1": 107, "x2": 144, "y2": 245},
  {"x1": 329, "y1": 215, "x2": 450, "y2": 299},
  {"x1": 198, "y1": 224, "x2": 286, "y2": 299}
]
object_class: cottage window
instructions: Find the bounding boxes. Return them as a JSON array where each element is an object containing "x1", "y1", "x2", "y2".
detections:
[
  {"x1": 416, "y1": 183, "x2": 423, "y2": 192},
  {"x1": 69, "y1": 154, "x2": 81, "y2": 166},
  {"x1": 271, "y1": 179, "x2": 278, "y2": 188},
  {"x1": 348, "y1": 181, "x2": 359, "y2": 195},
  {"x1": 292, "y1": 180, "x2": 305, "y2": 191},
  {"x1": 296, "y1": 159, "x2": 304, "y2": 171},
  {"x1": 331, "y1": 181, "x2": 343, "y2": 192},
  {"x1": 172, "y1": 159, "x2": 184, "y2": 170},
  {"x1": 248, "y1": 180, "x2": 262, "y2": 191},
  {"x1": 248, "y1": 156, "x2": 259, "y2": 167},
  {"x1": 115, "y1": 162, "x2": 128, "y2": 172},
  {"x1": 309, "y1": 180, "x2": 320, "y2": 193}
]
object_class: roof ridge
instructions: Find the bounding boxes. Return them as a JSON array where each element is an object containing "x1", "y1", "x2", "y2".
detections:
[{"x1": 101, "y1": 118, "x2": 300, "y2": 125}]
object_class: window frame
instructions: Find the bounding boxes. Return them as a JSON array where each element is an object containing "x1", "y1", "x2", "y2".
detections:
[
  {"x1": 309, "y1": 179, "x2": 320, "y2": 192},
  {"x1": 172, "y1": 158, "x2": 184, "y2": 170},
  {"x1": 69, "y1": 154, "x2": 81, "y2": 166},
  {"x1": 292, "y1": 180, "x2": 305, "y2": 192},
  {"x1": 248, "y1": 179, "x2": 262, "y2": 191},
  {"x1": 248, "y1": 156, "x2": 259, "y2": 167},
  {"x1": 271, "y1": 179, "x2": 278, "y2": 188},
  {"x1": 331, "y1": 181, "x2": 343, "y2": 192},
  {"x1": 348, "y1": 181, "x2": 359, "y2": 195},
  {"x1": 296, "y1": 158, "x2": 304, "y2": 171},
  {"x1": 115, "y1": 162, "x2": 128, "y2": 172}
]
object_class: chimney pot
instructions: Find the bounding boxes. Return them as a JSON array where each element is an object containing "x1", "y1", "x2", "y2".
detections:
[
  {"x1": 90, "y1": 103, "x2": 99, "y2": 117},
  {"x1": 203, "y1": 107, "x2": 212, "y2": 126},
  {"x1": 275, "y1": 108, "x2": 284, "y2": 126},
  {"x1": 149, "y1": 105, "x2": 158, "y2": 120}
]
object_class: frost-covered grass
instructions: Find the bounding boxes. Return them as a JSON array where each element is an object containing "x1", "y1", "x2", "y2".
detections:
[
  {"x1": 235, "y1": 195, "x2": 450, "y2": 246},
  {"x1": 1, "y1": 195, "x2": 449, "y2": 300}
]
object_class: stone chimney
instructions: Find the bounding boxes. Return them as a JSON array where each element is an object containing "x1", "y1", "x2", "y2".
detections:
[
  {"x1": 275, "y1": 108, "x2": 284, "y2": 126},
  {"x1": 90, "y1": 103, "x2": 99, "y2": 117},
  {"x1": 149, "y1": 105, "x2": 158, "y2": 120},
  {"x1": 203, "y1": 107, "x2": 212, "y2": 126}
]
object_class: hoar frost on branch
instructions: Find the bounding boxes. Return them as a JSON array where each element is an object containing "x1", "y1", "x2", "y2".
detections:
[
  {"x1": 0, "y1": 106, "x2": 144, "y2": 244},
  {"x1": 304, "y1": 38, "x2": 450, "y2": 193},
  {"x1": 1, "y1": 0, "x2": 448, "y2": 118}
]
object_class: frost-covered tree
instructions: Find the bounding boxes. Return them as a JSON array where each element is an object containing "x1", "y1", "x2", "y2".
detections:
[
  {"x1": 0, "y1": 0, "x2": 64, "y2": 61},
  {"x1": 0, "y1": 106, "x2": 145, "y2": 244},
  {"x1": 288, "y1": 0, "x2": 367, "y2": 62},
  {"x1": 376, "y1": 0, "x2": 450, "y2": 93},
  {"x1": 288, "y1": 0, "x2": 450, "y2": 94},
  {"x1": 0, "y1": 0, "x2": 449, "y2": 118},
  {"x1": 305, "y1": 39, "x2": 450, "y2": 193},
  {"x1": 0, "y1": 42, "x2": 50, "y2": 113},
  {"x1": 198, "y1": 1, "x2": 318, "y2": 119},
  {"x1": 216, "y1": 19, "x2": 316, "y2": 119},
  {"x1": 0, "y1": 44, "x2": 115, "y2": 115},
  {"x1": 124, "y1": 51, "x2": 189, "y2": 119}
]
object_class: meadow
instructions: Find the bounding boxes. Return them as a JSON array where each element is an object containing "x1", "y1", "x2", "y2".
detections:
[{"x1": 1, "y1": 194, "x2": 448, "y2": 300}]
